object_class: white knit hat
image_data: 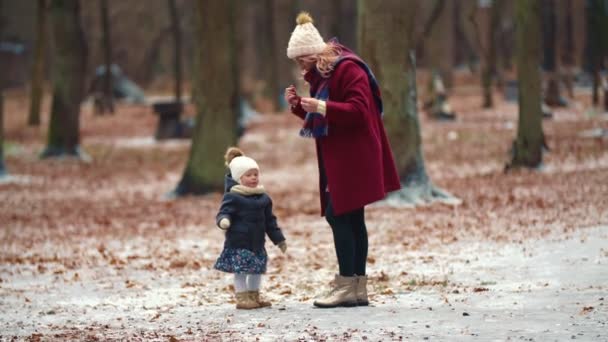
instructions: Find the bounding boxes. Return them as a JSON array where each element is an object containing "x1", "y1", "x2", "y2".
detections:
[
  {"x1": 229, "y1": 156, "x2": 259, "y2": 184},
  {"x1": 287, "y1": 12, "x2": 327, "y2": 59}
]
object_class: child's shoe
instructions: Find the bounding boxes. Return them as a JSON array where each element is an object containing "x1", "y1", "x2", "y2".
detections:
[
  {"x1": 235, "y1": 291, "x2": 260, "y2": 310},
  {"x1": 250, "y1": 291, "x2": 272, "y2": 308}
]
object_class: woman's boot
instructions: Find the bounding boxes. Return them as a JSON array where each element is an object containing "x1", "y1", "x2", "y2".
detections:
[
  {"x1": 313, "y1": 275, "x2": 358, "y2": 308},
  {"x1": 356, "y1": 275, "x2": 369, "y2": 306}
]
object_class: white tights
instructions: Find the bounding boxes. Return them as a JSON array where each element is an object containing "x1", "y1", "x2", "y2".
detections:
[{"x1": 234, "y1": 274, "x2": 262, "y2": 293}]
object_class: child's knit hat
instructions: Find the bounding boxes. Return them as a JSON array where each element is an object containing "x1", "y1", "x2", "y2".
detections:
[
  {"x1": 287, "y1": 12, "x2": 327, "y2": 59},
  {"x1": 225, "y1": 147, "x2": 259, "y2": 184}
]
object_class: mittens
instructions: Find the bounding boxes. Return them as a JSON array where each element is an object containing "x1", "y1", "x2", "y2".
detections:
[
  {"x1": 278, "y1": 241, "x2": 287, "y2": 253},
  {"x1": 218, "y1": 218, "x2": 231, "y2": 230}
]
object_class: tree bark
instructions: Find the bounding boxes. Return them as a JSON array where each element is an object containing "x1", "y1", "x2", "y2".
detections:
[
  {"x1": 42, "y1": 0, "x2": 88, "y2": 158},
  {"x1": 0, "y1": 91, "x2": 5, "y2": 176},
  {"x1": 509, "y1": 0, "x2": 544, "y2": 169},
  {"x1": 359, "y1": 0, "x2": 458, "y2": 206},
  {"x1": 585, "y1": 0, "x2": 608, "y2": 107},
  {"x1": 174, "y1": 0, "x2": 240, "y2": 196},
  {"x1": 471, "y1": 0, "x2": 502, "y2": 108},
  {"x1": 168, "y1": 0, "x2": 182, "y2": 102},
  {"x1": 427, "y1": 0, "x2": 454, "y2": 88},
  {"x1": 98, "y1": 0, "x2": 114, "y2": 114},
  {"x1": 328, "y1": 0, "x2": 357, "y2": 50},
  {"x1": 542, "y1": 0, "x2": 564, "y2": 107},
  {"x1": 272, "y1": 0, "x2": 297, "y2": 109},
  {"x1": 260, "y1": 0, "x2": 279, "y2": 112},
  {"x1": 556, "y1": 0, "x2": 575, "y2": 98},
  {"x1": 28, "y1": 0, "x2": 47, "y2": 126}
]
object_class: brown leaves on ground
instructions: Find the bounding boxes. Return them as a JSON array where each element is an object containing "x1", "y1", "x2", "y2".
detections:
[{"x1": 0, "y1": 88, "x2": 607, "y2": 338}]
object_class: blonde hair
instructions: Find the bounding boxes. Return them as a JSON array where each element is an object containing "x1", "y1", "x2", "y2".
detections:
[{"x1": 315, "y1": 42, "x2": 342, "y2": 78}]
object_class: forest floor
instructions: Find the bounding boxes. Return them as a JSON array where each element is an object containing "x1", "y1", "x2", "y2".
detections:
[{"x1": 1, "y1": 87, "x2": 607, "y2": 341}]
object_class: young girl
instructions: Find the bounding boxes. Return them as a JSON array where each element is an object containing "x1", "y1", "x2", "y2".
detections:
[{"x1": 214, "y1": 147, "x2": 287, "y2": 310}]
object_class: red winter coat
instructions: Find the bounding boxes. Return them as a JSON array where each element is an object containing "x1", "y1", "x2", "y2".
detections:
[{"x1": 291, "y1": 58, "x2": 401, "y2": 216}]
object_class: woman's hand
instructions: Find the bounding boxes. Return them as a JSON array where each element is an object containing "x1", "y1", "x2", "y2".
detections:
[
  {"x1": 284, "y1": 85, "x2": 299, "y2": 107},
  {"x1": 300, "y1": 97, "x2": 321, "y2": 114}
]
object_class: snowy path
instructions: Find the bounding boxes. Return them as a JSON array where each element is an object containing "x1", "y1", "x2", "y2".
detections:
[{"x1": 1, "y1": 226, "x2": 606, "y2": 341}]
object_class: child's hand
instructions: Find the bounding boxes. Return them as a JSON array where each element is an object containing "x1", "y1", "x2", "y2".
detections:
[
  {"x1": 218, "y1": 218, "x2": 231, "y2": 230},
  {"x1": 278, "y1": 241, "x2": 287, "y2": 254}
]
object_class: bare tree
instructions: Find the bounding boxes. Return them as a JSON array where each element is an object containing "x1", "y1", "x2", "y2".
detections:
[
  {"x1": 426, "y1": 0, "x2": 454, "y2": 88},
  {"x1": 469, "y1": 0, "x2": 504, "y2": 108},
  {"x1": 97, "y1": 0, "x2": 114, "y2": 114},
  {"x1": 508, "y1": 0, "x2": 545, "y2": 169},
  {"x1": 272, "y1": 0, "x2": 297, "y2": 109},
  {"x1": 28, "y1": 0, "x2": 48, "y2": 126},
  {"x1": 542, "y1": 0, "x2": 566, "y2": 107},
  {"x1": 41, "y1": 0, "x2": 88, "y2": 159},
  {"x1": 173, "y1": 0, "x2": 240, "y2": 195},
  {"x1": 585, "y1": 0, "x2": 608, "y2": 109},
  {"x1": 586, "y1": 1, "x2": 601, "y2": 106},
  {"x1": 416, "y1": 0, "x2": 456, "y2": 120},
  {"x1": 0, "y1": 90, "x2": 5, "y2": 177},
  {"x1": 168, "y1": 0, "x2": 182, "y2": 102},
  {"x1": 0, "y1": 0, "x2": 5, "y2": 176},
  {"x1": 260, "y1": 0, "x2": 279, "y2": 111},
  {"x1": 359, "y1": 0, "x2": 459, "y2": 206}
]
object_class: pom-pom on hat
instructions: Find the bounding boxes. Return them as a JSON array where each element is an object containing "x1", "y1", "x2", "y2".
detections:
[
  {"x1": 224, "y1": 147, "x2": 259, "y2": 184},
  {"x1": 287, "y1": 12, "x2": 327, "y2": 59}
]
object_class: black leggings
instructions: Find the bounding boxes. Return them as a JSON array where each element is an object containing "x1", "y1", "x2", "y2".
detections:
[{"x1": 325, "y1": 197, "x2": 368, "y2": 277}]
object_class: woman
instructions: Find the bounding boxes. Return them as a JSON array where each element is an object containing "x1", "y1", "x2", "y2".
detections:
[{"x1": 284, "y1": 12, "x2": 401, "y2": 308}]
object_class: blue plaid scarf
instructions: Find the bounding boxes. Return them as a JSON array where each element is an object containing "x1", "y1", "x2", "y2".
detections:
[{"x1": 299, "y1": 44, "x2": 383, "y2": 139}]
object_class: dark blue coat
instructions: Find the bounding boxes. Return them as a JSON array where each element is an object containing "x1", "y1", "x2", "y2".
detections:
[{"x1": 216, "y1": 174, "x2": 286, "y2": 252}]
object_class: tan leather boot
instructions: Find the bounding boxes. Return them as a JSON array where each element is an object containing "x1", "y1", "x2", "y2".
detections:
[
  {"x1": 356, "y1": 275, "x2": 369, "y2": 306},
  {"x1": 235, "y1": 291, "x2": 260, "y2": 310},
  {"x1": 313, "y1": 275, "x2": 358, "y2": 308},
  {"x1": 250, "y1": 291, "x2": 272, "y2": 308}
]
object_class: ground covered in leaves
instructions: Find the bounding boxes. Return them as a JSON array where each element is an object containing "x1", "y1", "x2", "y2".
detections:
[{"x1": 1, "y1": 87, "x2": 607, "y2": 341}]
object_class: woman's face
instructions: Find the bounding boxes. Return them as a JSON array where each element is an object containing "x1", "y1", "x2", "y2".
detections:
[{"x1": 294, "y1": 54, "x2": 317, "y2": 72}]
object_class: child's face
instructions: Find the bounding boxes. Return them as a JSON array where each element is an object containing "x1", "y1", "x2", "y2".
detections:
[{"x1": 240, "y1": 169, "x2": 259, "y2": 188}]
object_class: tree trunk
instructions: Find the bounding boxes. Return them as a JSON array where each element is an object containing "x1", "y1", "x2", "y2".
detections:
[
  {"x1": 168, "y1": 0, "x2": 182, "y2": 103},
  {"x1": 260, "y1": 0, "x2": 279, "y2": 112},
  {"x1": 174, "y1": 0, "x2": 240, "y2": 196},
  {"x1": 28, "y1": 0, "x2": 47, "y2": 126},
  {"x1": 542, "y1": 0, "x2": 565, "y2": 107},
  {"x1": 272, "y1": 0, "x2": 297, "y2": 109},
  {"x1": 604, "y1": 75, "x2": 608, "y2": 111},
  {"x1": 98, "y1": 0, "x2": 114, "y2": 114},
  {"x1": 428, "y1": 0, "x2": 454, "y2": 88},
  {"x1": 0, "y1": 91, "x2": 5, "y2": 177},
  {"x1": 358, "y1": 0, "x2": 458, "y2": 206},
  {"x1": 557, "y1": 0, "x2": 575, "y2": 98},
  {"x1": 329, "y1": 0, "x2": 357, "y2": 50},
  {"x1": 476, "y1": 0, "x2": 502, "y2": 108},
  {"x1": 41, "y1": 0, "x2": 88, "y2": 159},
  {"x1": 509, "y1": 0, "x2": 544, "y2": 169},
  {"x1": 585, "y1": 0, "x2": 608, "y2": 108}
]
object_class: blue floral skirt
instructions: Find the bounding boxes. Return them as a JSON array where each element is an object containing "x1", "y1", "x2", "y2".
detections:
[{"x1": 214, "y1": 248, "x2": 267, "y2": 274}]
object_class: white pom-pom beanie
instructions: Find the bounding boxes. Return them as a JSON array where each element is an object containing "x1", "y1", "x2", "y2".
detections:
[
  {"x1": 229, "y1": 156, "x2": 259, "y2": 184},
  {"x1": 287, "y1": 12, "x2": 327, "y2": 59}
]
